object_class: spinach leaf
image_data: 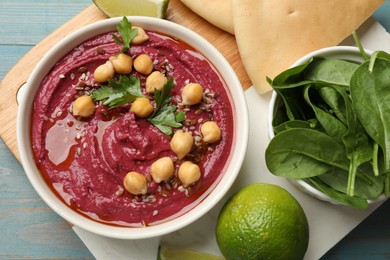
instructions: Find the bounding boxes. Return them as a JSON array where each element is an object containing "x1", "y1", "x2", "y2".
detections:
[
  {"x1": 270, "y1": 59, "x2": 314, "y2": 121},
  {"x1": 336, "y1": 84, "x2": 373, "y2": 197},
  {"x1": 305, "y1": 57, "x2": 359, "y2": 86},
  {"x1": 317, "y1": 162, "x2": 383, "y2": 200},
  {"x1": 273, "y1": 119, "x2": 322, "y2": 135},
  {"x1": 304, "y1": 84, "x2": 347, "y2": 143},
  {"x1": 265, "y1": 128, "x2": 350, "y2": 178},
  {"x1": 307, "y1": 177, "x2": 368, "y2": 209},
  {"x1": 274, "y1": 87, "x2": 312, "y2": 121},
  {"x1": 350, "y1": 58, "x2": 390, "y2": 171},
  {"x1": 317, "y1": 84, "x2": 348, "y2": 124},
  {"x1": 369, "y1": 51, "x2": 390, "y2": 72},
  {"x1": 269, "y1": 59, "x2": 313, "y2": 87}
]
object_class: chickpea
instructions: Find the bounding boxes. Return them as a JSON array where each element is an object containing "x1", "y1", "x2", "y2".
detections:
[
  {"x1": 145, "y1": 71, "x2": 167, "y2": 93},
  {"x1": 72, "y1": 95, "x2": 95, "y2": 117},
  {"x1": 170, "y1": 130, "x2": 194, "y2": 160},
  {"x1": 109, "y1": 53, "x2": 133, "y2": 74},
  {"x1": 94, "y1": 60, "x2": 114, "y2": 83},
  {"x1": 134, "y1": 54, "x2": 153, "y2": 75},
  {"x1": 131, "y1": 26, "x2": 149, "y2": 45},
  {"x1": 123, "y1": 171, "x2": 148, "y2": 195},
  {"x1": 201, "y1": 121, "x2": 221, "y2": 143},
  {"x1": 130, "y1": 97, "x2": 154, "y2": 118},
  {"x1": 151, "y1": 157, "x2": 175, "y2": 183},
  {"x1": 182, "y1": 83, "x2": 203, "y2": 105},
  {"x1": 178, "y1": 161, "x2": 201, "y2": 188}
]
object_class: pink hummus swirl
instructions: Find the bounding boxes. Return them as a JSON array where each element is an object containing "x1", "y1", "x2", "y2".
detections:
[{"x1": 31, "y1": 29, "x2": 234, "y2": 227}]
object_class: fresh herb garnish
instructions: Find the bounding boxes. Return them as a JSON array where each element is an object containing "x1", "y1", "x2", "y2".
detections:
[
  {"x1": 148, "y1": 77, "x2": 186, "y2": 135},
  {"x1": 112, "y1": 16, "x2": 138, "y2": 53},
  {"x1": 91, "y1": 75, "x2": 144, "y2": 108},
  {"x1": 93, "y1": 18, "x2": 185, "y2": 135}
]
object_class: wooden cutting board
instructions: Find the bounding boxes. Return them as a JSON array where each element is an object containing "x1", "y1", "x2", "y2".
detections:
[{"x1": 0, "y1": 0, "x2": 251, "y2": 162}]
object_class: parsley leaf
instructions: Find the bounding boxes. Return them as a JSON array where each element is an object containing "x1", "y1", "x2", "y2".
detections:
[
  {"x1": 112, "y1": 16, "x2": 138, "y2": 53},
  {"x1": 148, "y1": 78, "x2": 186, "y2": 135},
  {"x1": 149, "y1": 106, "x2": 182, "y2": 135},
  {"x1": 153, "y1": 77, "x2": 175, "y2": 113},
  {"x1": 91, "y1": 75, "x2": 144, "y2": 109}
]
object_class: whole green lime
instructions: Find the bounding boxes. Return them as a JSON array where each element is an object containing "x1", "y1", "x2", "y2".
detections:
[{"x1": 215, "y1": 183, "x2": 309, "y2": 260}]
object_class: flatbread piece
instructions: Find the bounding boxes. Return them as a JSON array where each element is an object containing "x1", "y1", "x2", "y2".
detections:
[
  {"x1": 232, "y1": 0, "x2": 384, "y2": 94},
  {"x1": 180, "y1": 0, "x2": 234, "y2": 34}
]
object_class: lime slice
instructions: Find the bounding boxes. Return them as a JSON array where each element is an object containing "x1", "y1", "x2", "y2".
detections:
[
  {"x1": 93, "y1": 0, "x2": 170, "y2": 18},
  {"x1": 158, "y1": 246, "x2": 224, "y2": 260}
]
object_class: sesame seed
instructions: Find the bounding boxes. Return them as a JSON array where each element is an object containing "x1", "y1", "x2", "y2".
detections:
[
  {"x1": 115, "y1": 186, "x2": 124, "y2": 196},
  {"x1": 59, "y1": 74, "x2": 65, "y2": 79},
  {"x1": 152, "y1": 210, "x2": 158, "y2": 216}
]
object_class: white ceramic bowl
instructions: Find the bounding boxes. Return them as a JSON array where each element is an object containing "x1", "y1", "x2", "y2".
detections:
[
  {"x1": 268, "y1": 46, "x2": 386, "y2": 206},
  {"x1": 17, "y1": 17, "x2": 249, "y2": 239}
]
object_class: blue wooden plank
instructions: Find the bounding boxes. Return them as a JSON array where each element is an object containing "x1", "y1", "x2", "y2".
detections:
[
  {"x1": 373, "y1": 1, "x2": 390, "y2": 29},
  {"x1": 322, "y1": 200, "x2": 390, "y2": 259},
  {"x1": 0, "y1": 45, "x2": 32, "y2": 79},
  {"x1": 0, "y1": 138, "x2": 94, "y2": 258},
  {"x1": 0, "y1": 0, "x2": 91, "y2": 44}
]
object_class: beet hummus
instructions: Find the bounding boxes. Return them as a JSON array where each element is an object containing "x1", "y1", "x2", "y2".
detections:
[{"x1": 31, "y1": 21, "x2": 234, "y2": 227}]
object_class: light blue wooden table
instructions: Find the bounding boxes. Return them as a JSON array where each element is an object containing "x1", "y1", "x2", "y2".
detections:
[{"x1": 0, "y1": 1, "x2": 389, "y2": 259}]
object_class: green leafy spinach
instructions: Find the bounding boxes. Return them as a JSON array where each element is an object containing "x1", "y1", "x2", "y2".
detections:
[{"x1": 265, "y1": 33, "x2": 390, "y2": 208}]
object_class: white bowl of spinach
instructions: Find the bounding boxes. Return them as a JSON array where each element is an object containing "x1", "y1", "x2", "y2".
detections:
[{"x1": 266, "y1": 40, "x2": 390, "y2": 209}]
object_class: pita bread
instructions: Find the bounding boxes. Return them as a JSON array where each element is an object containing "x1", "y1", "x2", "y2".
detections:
[
  {"x1": 232, "y1": 0, "x2": 384, "y2": 94},
  {"x1": 180, "y1": 0, "x2": 234, "y2": 34}
]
